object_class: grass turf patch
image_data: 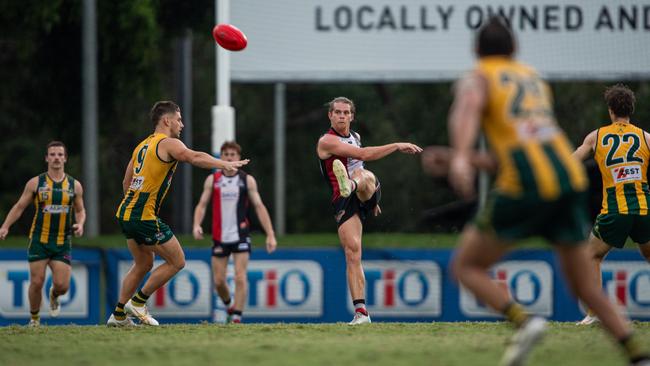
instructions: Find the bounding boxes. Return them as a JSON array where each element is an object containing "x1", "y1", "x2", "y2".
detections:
[{"x1": 0, "y1": 322, "x2": 645, "y2": 366}]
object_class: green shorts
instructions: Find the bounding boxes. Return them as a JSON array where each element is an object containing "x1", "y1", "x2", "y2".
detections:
[
  {"x1": 117, "y1": 218, "x2": 174, "y2": 245},
  {"x1": 28, "y1": 239, "x2": 71, "y2": 264},
  {"x1": 592, "y1": 213, "x2": 650, "y2": 248},
  {"x1": 475, "y1": 190, "x2": 590, "y2": 245}
]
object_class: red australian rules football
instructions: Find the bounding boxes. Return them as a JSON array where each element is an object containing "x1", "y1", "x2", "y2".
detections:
[{"x1": 212, "y1": 23, "x2": 248, "y2": 51}]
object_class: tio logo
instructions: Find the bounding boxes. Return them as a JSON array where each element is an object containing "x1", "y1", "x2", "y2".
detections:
[
  {"x1": 150, "y1": 270, "x2": 201, "y2": 307},
  {"x1": 365, "y1": 269, "x2": 428, "y2": 307},
  {"x1": 6, "y1": 270, "x2": 78, "y2": 308},
  {"x1": 0, "y1": 261, "x2": 89, "y2": 318},
  {"x1": 460, "y1": 261, "x2": 552, "y2": 317},
  {"x1": 248, "y1": 269, "x2": 310, "y2": 307},
  {"x1": 493, "y1": 268, "x2": 541, "y2": 306},
  {"x1": 228, "y1": 260, "x2": 323, "y2": 317},
  {"x1": 350, "y1": 261, "x2": 441, "y2": 317},
  {"x1": 601, "y1": 262, "x2": 650, "y2": 317},
  {"x1": 119, "y1": 260, "x2": 212, "y2": 317}
]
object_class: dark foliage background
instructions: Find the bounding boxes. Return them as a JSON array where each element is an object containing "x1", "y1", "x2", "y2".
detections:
[{"x1": 2, "y1": 1, "x2": 649, "y2": 235}]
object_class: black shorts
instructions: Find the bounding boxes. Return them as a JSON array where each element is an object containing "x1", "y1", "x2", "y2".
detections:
[
  {"x1": 332, "y1": 181, "x2": 381, "y2": 227},
  {"x1": 212, "y1": 238, "x2": 252, "y2": 257}
]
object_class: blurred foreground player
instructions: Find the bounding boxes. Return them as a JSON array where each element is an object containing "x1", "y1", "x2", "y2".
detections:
[
  {"x1": 447, "y1": 17, "x2": 649, "y2": 366},
  {"x1": 193, "y1": 141, "x2": 277, "y2": 323},
  {"x1": 573, "y1": 84, "x2": 650, "y2": 325},
  {"x1": 317, "y1": 96, "x2": 422, "y2": 325},
  {"x1": 0, "y1": 141, "x2": 86, "y2": 326},
  {"x1": 108, "y1": 101, "x2": 248, "y2": 326}
]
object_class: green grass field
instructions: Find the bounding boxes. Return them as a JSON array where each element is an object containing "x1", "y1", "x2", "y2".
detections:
[
  {"x1": 0, "y1": 232, "x2": 552, "y2": 249},
  {"x1": 0, "y1": 322, "x2": 645, "y2": 366}
]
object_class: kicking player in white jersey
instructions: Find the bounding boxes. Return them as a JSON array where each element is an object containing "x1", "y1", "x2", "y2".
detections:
[
  {"x1": 193, "y1": 141, "x2": 277, "y2": 323},
  {"x1": 317, "y1": 97, "x2": 422, "y2": 325}
]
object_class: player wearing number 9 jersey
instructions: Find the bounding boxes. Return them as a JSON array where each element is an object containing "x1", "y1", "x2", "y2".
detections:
[
  {"x1": 448, "y1": 18, "x2": 649, "y2": 366},
  {"x1": 116, "y1": 133, "x2": 178, "y2": 226},
  {"x1": 109, "y1": 101, "x2": 249, "y2": 327},
  {"x1": 573, "y1": 84, "x2": 650, "y2": 326}
]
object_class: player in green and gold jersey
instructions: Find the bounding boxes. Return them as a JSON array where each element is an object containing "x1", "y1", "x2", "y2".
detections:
[
  {"x1": 107, "y1": 101, "x2": 248, "y2": 327},
  {"x1": 573, "y1": 84, "x2": 650, "y2": 326},
  {"x1": 447, "y1": 17, "x2": 649, "y2": 366},
  {"x1": 0, "y1": 141, "x2": 86, "y2": 326}
]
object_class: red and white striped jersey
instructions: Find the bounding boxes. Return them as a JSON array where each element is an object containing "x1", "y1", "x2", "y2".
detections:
[
  {"x1": 211, "y1": 170, "x2": 250, "y2": 243},
  {"x1": 319, "y1": 128, "x2": 364, "y2": 201}
]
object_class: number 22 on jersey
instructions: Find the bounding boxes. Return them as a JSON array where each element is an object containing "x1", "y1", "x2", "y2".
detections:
[{"x1": 602, "y1": 133, "x2": 644, "y2": 184}]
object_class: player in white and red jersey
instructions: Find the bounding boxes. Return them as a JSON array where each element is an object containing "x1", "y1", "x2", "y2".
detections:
[
  {"x1": 193, "y1": 141, "x2": 277, "y2": 323},
  {"x1": 317, "y1": 97, "x2": 422, "y2": 325}
]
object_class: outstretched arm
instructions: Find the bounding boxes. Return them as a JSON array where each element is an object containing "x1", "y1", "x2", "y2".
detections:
[
  {"x1": 0, "y1": 177, "x2": 38, "y2": 240},
  {"x1": 159, "y1": 138, "x2": 249, "y2": 173},
  {"x1": 573, "y1": 130, "x2": 597, "y2": 161},
  {"x1": 448, "y1": 71, "x2": 487, "y2": 200},
  {"x1": 317, "y1": 134, "x2": 422, "y2": 161},
  {"x1": 192, "y1": 175, "x2": 214, "y2": 240},
  {"x1": 247, "y1": 175, "x2": 277, "y2": 254},
  {"x1": 72, "y1": 180, "x2": 86, "y2": 237}
]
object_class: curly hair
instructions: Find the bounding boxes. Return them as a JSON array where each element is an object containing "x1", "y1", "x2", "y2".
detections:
[{"x1": 604, "y1": 84, "x2": 635, "y2": 118}]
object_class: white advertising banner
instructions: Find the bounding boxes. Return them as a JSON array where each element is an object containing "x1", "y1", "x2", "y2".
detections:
[
  {"x1": 460, "y1": 260, "x2": 553, "y2": 317},
  {"x1": 230, "y1": 1, "x2": 650, "y2": 81},
  {"x1": 0, "y1": 261, "x2": 89, "y2": 318},
  {"x1": 600, "y1": 262, "x2": 650, "y2": 317},
  {"x1": 118, "y1": 260, "x2": 213, "y2": 317},
  {"x1": 348, "y1": 260, "x2": 442, "y2": 316},
  {"x1": 242, "y1": 260, "x2": 324, "y2": 317}
]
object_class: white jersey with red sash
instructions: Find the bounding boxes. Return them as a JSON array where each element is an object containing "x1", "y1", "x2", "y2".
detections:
[
  {"x1": 211, "y1": 170, "x2": 250, "y2": 243},
  {"x1": 319, "y1": 128, "x2": 364, "y2": 201}
]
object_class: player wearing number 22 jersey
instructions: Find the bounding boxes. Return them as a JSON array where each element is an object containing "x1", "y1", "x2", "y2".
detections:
[
  {"x1": 448, "y1": 18, "x2": 649, "y2": 366},
  {"x1": 573, "y1": 84, "x2": 650, "y2": 326}
]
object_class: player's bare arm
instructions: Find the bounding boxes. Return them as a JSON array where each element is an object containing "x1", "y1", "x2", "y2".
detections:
[
  {"x1": 122, "y1": 159, "x2": 134, "y2": 194},
  {"x1": 448, "y1": 71, "x2": 487, "y2": 200},
  {"x1": 572, "y1": 130, "x2": 598, "y2": 161},
  {"x1": 159, "y1": 138, "x2": 249, "y2": 173},
  {"x1": 72, "y1": 180, "x2": 86, "y2": 237},
  {"x1": 317, "y1": 134, "x2": 422, "y2": 161},
  {"x1": 192, "y1": 174, "x2": 214, "y2": 240},
  {"x1": 247, "y1": 175, "x2": 277, "y2": 254},
  {"x1": 0, "y1": 177, "x2": 38, "y2": 240}
]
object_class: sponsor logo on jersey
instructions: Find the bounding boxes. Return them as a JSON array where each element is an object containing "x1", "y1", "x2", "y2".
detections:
[
  {"x1": 611, "y1": 165, "x2": 642, "y2": 183},
  {"x1": 42, "y1": 205, "x2": 70, "y2": 214},
  {"x1": 129, "y1": 176, "x2": 145, "y2": 190}
]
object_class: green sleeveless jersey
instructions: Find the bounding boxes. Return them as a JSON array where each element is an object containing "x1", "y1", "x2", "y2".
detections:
[{"x1": 29, "y1": 173, "x2": 76, "y2": 245}]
